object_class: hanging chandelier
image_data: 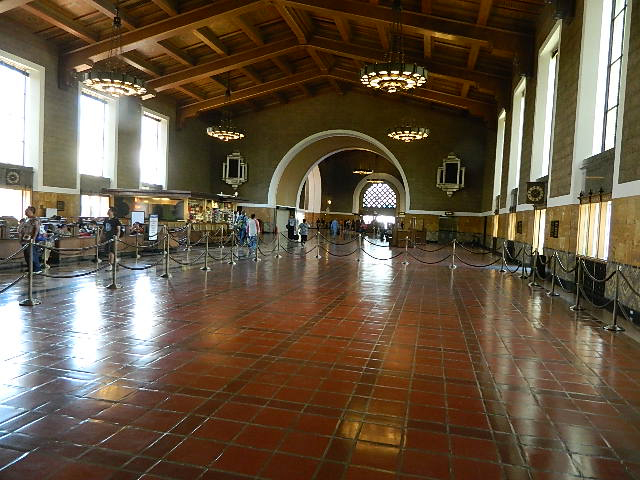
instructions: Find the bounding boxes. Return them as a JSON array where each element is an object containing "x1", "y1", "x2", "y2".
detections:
[
  {"x1": 80, "y1": 4, "x2": 146, "y2": 97},
  {"x1": 360, "y1": 0, "x2": 427, "y2": 93},
  {"x1": 367, "y1": 179, "x2": 384, "y2": 183},
  {"x1": 353, "y1": 168, "x2": 374, "y2": 175},
  {"x1": 207, "y1": 80, "x2": 245, "y2": 142},
  {"x1": 388, "y1": 123, "x2": 429, "y2": 143}
]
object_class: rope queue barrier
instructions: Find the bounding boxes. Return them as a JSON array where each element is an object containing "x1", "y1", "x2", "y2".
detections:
[
  {"x1": 360, "y1": 248, "x2": 404, "y2": 261},
  {"x1": 0, "y1": 273, "x2": 28, "y2": 295},
  {"x1": 455, "y1": 255, "x2": 503, "y2": 268}
]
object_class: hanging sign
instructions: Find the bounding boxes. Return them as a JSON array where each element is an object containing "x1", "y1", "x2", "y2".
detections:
[{"x1": 149, "y1": 214, "x2": 159, "y2": 241}]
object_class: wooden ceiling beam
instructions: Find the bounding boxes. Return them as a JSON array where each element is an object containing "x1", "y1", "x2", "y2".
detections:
[
  {"x1": 423, "y1": 33, "x2": 432, "y2": 58},
  {"x1": 240, "y1": 66, "x2": 262, "y2": 84},
  {"x1": 157, "y1": 39, "x2": 195, "y2": 65},
  {"x1": 308, "y1": 36, "x2": 508, "y2": 94},
  {"x1": 80, "y1": 0, "x2": 136, "y2": 30},
  {"x1": 307, "y1": 47, "x2": 330, "y2": 73},
  {"x1": 334, "y1": 16, "x2": 351, "y2": 43},
  {"x1": 120, "y1": 51, "x2": 162, "y2": 77},
  {"x1": 150, "y1": 0, "x2": 178, "y2": 17},
  {"x1": 376, "y1": 23, "x2": 389, "y2": 51},
  {"x1": 467, "y1": 44, "x2": 480, "y2": 70},
  {"x1": 234, "y1": 16, "x2": 264, "y2": 45},
  {"x1": 298, "y1": 84, "x2": 313, "y2": 97},
  {"x1": 177, "y1": 85, "x2": 205, "y2": 101},
  {"x1": 179, "y1": 70, "x2": 318, "y2": 121},
  {"x1": 282, "y1": 0, "x2": 530, "y2": 57},
  {"x1": 461, "y1": 81, "x2": 471, "y2": 98},
  {"x1": 193, "y1": 27, "x2": 229, "y2": 56},
  {"x1": 147, "y1": 38, "x2": 300, "y2": 92},
  {"x1": 274, "y1": 3, "x2": 308, "y2": 44},
  {"x1": 477, "y1": 0, "x2": 494, "y2": 26},
  {"x1": 23, "y1": 0, "x2": 98, "y2": 44},
  {"x1": 272, "y1": 56, "x2": 294, "y2": 75},
  {"x1": 0, "y1": 0, "x2": 32, "y2": 14},
  {"x1": 328, "y1": 78, "x2": 344, "y2": 95},
  {"x1": 63, "y1": 0, "x2": 259, "y2": 69}
]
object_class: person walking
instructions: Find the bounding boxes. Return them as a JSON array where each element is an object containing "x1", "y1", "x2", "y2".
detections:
[
  {"x1": 18, "y1": 206, "x2": 42, "y2": 274},
  {"x1": 298, "y1": 218, "x2": 310, "y2": 247},
  {"x1": 103, "y1": 207, "x2": 122, "y2": 270},
  {"x1": 236, "y1": 211, "x2": 248, "y2": 246},
  {"x1": 286, "y1": 213, "x2": 297, "y2": 240},
  {"x1": 330, "y1": 218, "x2": 339, "y2": 237},
  {"x1": 247, "y1": 213, "x2": 260, "y2": 253}
]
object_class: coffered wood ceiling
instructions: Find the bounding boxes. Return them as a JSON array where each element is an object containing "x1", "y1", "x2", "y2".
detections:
[{"x1": 1, "y1": 0, "x2": 547, "y2": 123}]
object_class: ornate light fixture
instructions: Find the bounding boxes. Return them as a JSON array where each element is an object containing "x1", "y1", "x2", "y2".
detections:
[
  {"x1": 207, "y1": 78, "x2": 245, "y2": 142},
  {"x1": 387, "y1": 123, "x2": 429, "y2": 142},
  {"x1": 367, "y1": 179, "x2": 384, "y2": 183},
  {"x1": 80, "y1": 4, "x2": 146, "y2": 97},
  {"x1": 353, "y1": 168, "x2": 374, "y2": 175},
  {"x1": 360, "y1": 0, "x2": 427, "y2": 93}
]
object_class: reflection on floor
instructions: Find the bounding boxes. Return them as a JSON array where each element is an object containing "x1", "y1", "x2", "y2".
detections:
[{"x1": 0, "y1": 248, "x2": 639, "y2": 480}]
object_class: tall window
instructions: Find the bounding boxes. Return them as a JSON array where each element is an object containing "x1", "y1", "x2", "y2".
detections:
[
  {"x1": 507, "y1": 80, "x2": 526, "y2": 203},
  {"x1": 140, "y1": 111, "x2": 168, "y2": 188},
  {"x1": 362, "y1": 183, "x2": 397, "y2": 209},
  {"x1": 492, "y1": 215, "x2": 499, "y2": 237},
  {"x1": 507, "y1": 213, "x2": 516, "y2": 241},
  {"x1": 541, "y1": 50, "x2": 558, "y2": 175},
  {"x1": 0, "y1": 189, "x2": 30, "y2": 220},
  {"x1": 602, "y1": 0, "x2": 628, "y2": 151},
  {"x1": 577, "y1": 200, "x2": 611, "y2": 260},
  {"x1": 493, "y1": 110, "x2": 506, "y2": 210},
  {"x1": 78, "y1": 92, "x2": 108, "y2": 177},
  {"x1": 0, "y1": 61, "x2": 28, "y2": 166},
  {"x1": 532, "y1": 208, "x2": 546, "y2": 252},
  {"x1": 80, "y1": 195, "x2": 109, "y2": 218}
]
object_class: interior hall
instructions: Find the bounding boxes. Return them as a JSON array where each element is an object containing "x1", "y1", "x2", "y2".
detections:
[{"x1": 0, "y1": 0, "x2": 639, "y2": 479}]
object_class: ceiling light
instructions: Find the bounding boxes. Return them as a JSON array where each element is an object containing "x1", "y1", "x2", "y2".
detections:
[
  {"x1": 360, "y1": 0, "x2": 427, "y2": 93},
  {"x1": 80, "y1": 4, "x2": 146, "y2": 97},
  {"x1": 387, "y1": 124, "x2": 429, "y2": 143},
  {"x1": 353, "y1": 168, "x2": 374, "y2": 175},
  {"x1": 207, "y1": 76, "x2": 245, "y2": 142}
]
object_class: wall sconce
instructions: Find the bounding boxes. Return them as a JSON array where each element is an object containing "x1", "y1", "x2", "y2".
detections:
[
  {"x1": 222, "y1": 151, "x2": 247, "y2": 190},
  {"x1": 436, "y1": 153, "x2": 465, "y2": 197}
]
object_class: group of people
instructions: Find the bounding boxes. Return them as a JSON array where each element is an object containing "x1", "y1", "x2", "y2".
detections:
[
  {"x1": 286, "y1": 215, "x2": 311, "y2": 246},
  {"x1": 234, "y1": 211, "x2": 262, "y2": 251}
]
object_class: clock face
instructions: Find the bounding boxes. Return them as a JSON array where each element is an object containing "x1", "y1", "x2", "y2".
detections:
[
  {"x1": 527, "y1": 185, "x2": 545, "y2": 203},
  {"x1": 5, "y1": 170, "x2": 19, "y2": 185}
]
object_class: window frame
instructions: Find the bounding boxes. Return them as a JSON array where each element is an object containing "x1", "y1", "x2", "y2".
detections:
[
  {"x1": 577, "y1": 197, "x2": 611, "y2": 260},
  {"x1": 493, "y1": 110, "x2": 506, "y2": 211},
  {"x1": 77, "y1": 90, "x2": 117, "y2": 180},
  {"x1": 362, "y1": 182, "x2": 397, "y2": 210},
  {"x1": 507, "y1": 78, "x2": 526, "y2": 203},
  {"x1": 507, "y1": 212, "x2": 517, "y2": 241},
  {"x1": 532, "y1": 208, "x2": 546, "y2": 253}
]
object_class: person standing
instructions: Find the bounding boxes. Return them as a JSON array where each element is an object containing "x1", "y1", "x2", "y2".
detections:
[
  {"x1": 18, "y1": 206, "x2": 42, "y2": 274},
  {"x1": 246, "y1": 213, "x2": 261, "y2": 252},
  {"x1": 103, "y1": 207, "x2": 122, "y2": 270},
  {"x1": 298, "y1": 218, "x2": 310, "y2": 246},
  {"x1": 330, "y1": 218, "x2": 339, "y2": 236},
  {"x1": 286, "y1": 213, "x2": 297, "y2": 240},
  {"x1": 236, "y1": 211, "x2": 248, "y2": 246}
]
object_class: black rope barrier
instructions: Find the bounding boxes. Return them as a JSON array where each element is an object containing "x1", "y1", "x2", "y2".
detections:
[
  {"x1": 619, "y1": 271, "x2": 640, "y2": 299},
  {"x1": 0, "y1": 244, "x2": 30, "y2": 264},
  {"x1": 411, "y1": 242, "x2": 451, "y2": 253},
  {"x1": 39, "y1": 262, "x2": 110, "y2": 278},
  {"x1": 0, "y1": 273, "x2": 27, "y2": 295},
  {"x1": 316, "y1": 233, "x2": 359, "y2": 246},
  {"x1": 455, "y1": 256, "x2": 503, "y2": 268},
  {"x1": 406, "y1": 251, "x2": 452, "y2": 264},
  {"x1": 39, "y1": 238, "x2": 112, "y2": 252},
  {"x1": 319, "y1": 245, "x2": 359, "y2": 257},
  {"x1": 360, "y1": 249, "x2": 404, "y2": 261},
  {"x1": 455, "y1": 242, "x2": 493, "y2": 254},
  {"x1": 578, "y1": 285, "x2": 614, "y2": 309},
  {"x1": 169, "y1": 250, "x2": 207, "y2": 266},
  {"x1": 117, "y1": 256, "x2": 164, "y2": 271},
  {"x1": 554, "y1": 253, "x2": 577, "y2": 273}
]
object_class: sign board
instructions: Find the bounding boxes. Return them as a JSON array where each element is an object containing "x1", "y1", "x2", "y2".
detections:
[
  {"x1": 149, "y1": 214, "x2": 159, "y2": 241},
  {"x1": 131, "y1": 211, "x2": 145, "y2": 226}
]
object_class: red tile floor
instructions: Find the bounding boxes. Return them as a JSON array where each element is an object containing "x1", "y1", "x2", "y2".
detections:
[{"x1": 0, "y1": 241, "x2": 640, "y2": 479}]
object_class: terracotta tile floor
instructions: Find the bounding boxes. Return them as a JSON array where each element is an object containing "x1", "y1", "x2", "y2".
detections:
[{"x1": 0, "y1": 241, "x2": 640, "y2": 479}]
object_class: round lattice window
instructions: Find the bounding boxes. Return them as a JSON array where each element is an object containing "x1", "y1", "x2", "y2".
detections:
[{"x1": 363, "y1": 183, "x2": 397, "y2": 209}]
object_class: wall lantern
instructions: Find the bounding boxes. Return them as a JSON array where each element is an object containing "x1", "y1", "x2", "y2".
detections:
[
  {"x1": 436, "y1": 153, "x2": 465, "y2": 197},
  {"x1": 222, "y1": 151, "x2": 247, "y2": 190}
]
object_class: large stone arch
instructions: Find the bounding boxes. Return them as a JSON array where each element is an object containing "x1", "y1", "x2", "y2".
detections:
[
  {"x1": 268, "y1": 130, "x2": 410, "y2": 209},
  {"x1": 352, "y1": 173, "x2": 406, "y2": 213}
]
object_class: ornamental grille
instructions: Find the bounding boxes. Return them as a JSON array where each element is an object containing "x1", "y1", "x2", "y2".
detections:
[{"x1": 363, "y1": 183, "x2": 397, "y2": 209}]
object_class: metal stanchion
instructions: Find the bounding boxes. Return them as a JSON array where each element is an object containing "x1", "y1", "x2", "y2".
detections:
[
  {"x1": 315, "y1": 233, "x2": 321, "y2": 259},
  {"x1": 19, "y1": 238, "x2": 41, "y2": 306},
  {"x1": 356, "y1": 233, "x2": 362, "y2": 262},
  {"x1": 186, "y1": 223, "x2": 192, "y2": 251},
  {"x1": 134, "y1": 233, "x2": 141, "y2": 259},
  {"x1": 219, "y1": 227, "x2": 224, "y2": 250},
  {"x1": 106, "y1": 238, "x2": 121, "y2": 290},
  {"x1": 498, "y1": 243, "x2": 507, "y2": 273},
  {"x1": 228, "y1": 228, "x2": 237, "y2": 265},
  {"x1": 160, "y1": 226, "x2": 172, "y2": 278},
  {"x1": 519, "y1": 247, "x2": 528, "y2": 279},
  {"x1": 276, "y1": 231, "x2": 283, "y2": 258},
  {"x1": 604, "y1": 266, "x2": 624, "y2": 332},
  {"x1": 449, "y1": 239, "x2": 457, "y2": 270},
  {"x1": 569, "y1": 258, "x2": 584, "y2": 311},
  {"x1": 95, "y1": 227, "x2": 102, "y2": 264},
  {"x1": 529, "y1": 251, "x2": 542, "y2": 288},
  {"x1": 546, "y1": 254, "x2": 559, "y2": 297},
  {"x1": 402, "y1": 236, "x2": 409, "y2": 265},
  {"x1": 201, "y1": 232, "x2": 211, "y2": 271}
]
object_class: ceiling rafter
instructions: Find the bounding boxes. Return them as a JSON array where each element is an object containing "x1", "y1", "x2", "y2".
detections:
[
  {"x1": 150, "y1": 0, "x2": 178, "y2": 17},
  {"x1": 120, "y1": 50, "x2": 162, "y2": 76},
  {"x1": 0, "y1": 0, "x2": 32, "y2": 14},
  {"x1": 272, "y1": 56, "x2": 294, "y2": 75},
  {"x1": 240, "y1": 66, "x2": 262, "y2": 84},
  {"x1": 477, "y1": 0, "x2": 494, "y2": 26},
  {"x1": 375, "y1": 23, "x2": 389, "y2": 50},
  {"x1": 234, "y1": 15, "x2": 264, "y2": 45},
  {"x1": 281, "y1": 0, "x2": 530, "y2": 57},
  {"x1": 423, "y1": 33, "x2": 431, "y2": 58},
  {"x1": 334, "y1": 16, "x2": 350, "y2": 43},
  {"x1": 193, "y1": 27, "x2": 229, "y2": 56},
  {"x1": 274, "y1": 3, "x2": 308, "y2": 43},
  {"x1": 80, "y1": 0, "x2": 136, "y2": 30},
  {"x1": 157, "y1": 39, "x2": 195, "y2": 65},
  {"x1": 62, "y1": 0, "x2": 260, "y2": 70},
  {"x1": 23, "y1": 0, "x2": 98, "y2": 44},
  {"x1": 146, "y1": 38, "x2": 300, "y2": 92},
  {"x1": 467, "y1": 44, "x2": 480, "y2": 70},
  {"x1": 307, "y1": 47, "x2": 330, "y2": 73}
]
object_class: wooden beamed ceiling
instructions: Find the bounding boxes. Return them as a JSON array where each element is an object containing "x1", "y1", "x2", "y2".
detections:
[{"x1": 1, "y1": 0, "x2": 547, "y2": 121}]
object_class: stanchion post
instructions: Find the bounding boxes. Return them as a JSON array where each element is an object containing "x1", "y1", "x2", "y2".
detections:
[
  {"x1": 160, "y1": 226, "x2": 172, "y2": 278},
  {"x1": 449, "y1": 239, "x2": 457, "y2": 270},
  {"x1": 604, "y1": 266, "x2": 625, "y2": 332},
  {"x1": 186, "y1": 223, "x2": 192, "y2": 251},
  {"x1": 106, "y1": 238, "x2": 121, "y2": 290},
  {"x1": 356, "y1": 233, "x2": 362, "y2": 262},
  {"x1": 95, "y1": 227, "x2": 102, "y2": 264},
  {"x1": 201, "y1": 232, "x2": 211, "y2": 271},
  {"x1": 19, "y1": 238, "x2": 41, "y2": 306},
  {"x1": 315, "y1": 233, "x2": 321, "y2": 259},
  {"x1": 228, "y1": 227, "x2": 237, "y2": 265},
  {"x1": 529, "y1": 251, "x2": 542, "y2": 288},
  {"x1": 220, "y1": 226, "x2": 224, "y2": 250},
  {"x1": 276, "y1": 231, "x2": 283, "y2": 258},
  {"x1": 569, "y1": 258, "x2": 584, "y2": 311},
  {"x1": 402, "y1": 236, "x2": 409, "y2": 265},
  {"x1": 134, "y1": 232, "x2": 140, "y2": 259},
  {"x1": 499, "y1": 243, "x2": 507, "y2": 273},
  {"x1": 547, "y1": 254, "x2": 559, "y2": 297},
  {"x1": 519, "y1": 247, "x2": 528, "y2": 279}
]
